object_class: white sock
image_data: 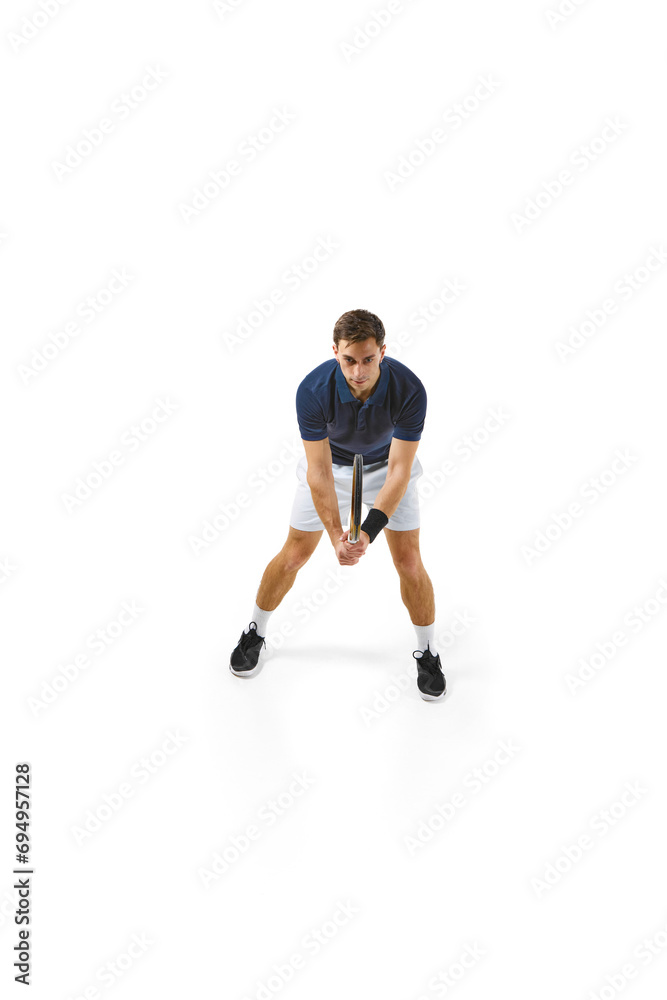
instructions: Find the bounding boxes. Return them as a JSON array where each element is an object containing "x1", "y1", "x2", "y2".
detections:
[
  {"x1": 413, "y1": 622, "x2": 437, "y2": 657},
  {"x1": 244, "y1": 604, "x2": 273, "y2": 637}
]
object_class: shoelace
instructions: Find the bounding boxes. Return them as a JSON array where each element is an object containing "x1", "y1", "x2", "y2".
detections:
[
  {"x1": 241, "y1": 622, "x2": 266, "y2": 651},
  {"x1": 413, "y1": 649, "x2": 439, "y2": 673}
]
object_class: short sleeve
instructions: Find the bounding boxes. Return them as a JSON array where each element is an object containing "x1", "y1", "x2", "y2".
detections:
[
  {"x1": 393, "y1": 383, "x2": 426, "y2": 441},
  {"x1": 296, "y1": 381, "x2": 328, "y2": 440}
]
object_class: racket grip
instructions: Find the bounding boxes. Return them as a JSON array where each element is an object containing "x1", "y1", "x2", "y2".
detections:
[{"x1": 349, "y1": 453, "x2": 363, "y2": 543}]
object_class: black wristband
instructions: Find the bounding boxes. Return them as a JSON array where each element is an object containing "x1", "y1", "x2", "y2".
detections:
[{"x1": 360, "y1": 508, "x2": 389, "y2": 543}]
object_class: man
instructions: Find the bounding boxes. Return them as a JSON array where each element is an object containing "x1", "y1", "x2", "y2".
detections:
[{"x1": 229, "y1": 309, "x2": 445, "y2": 701}]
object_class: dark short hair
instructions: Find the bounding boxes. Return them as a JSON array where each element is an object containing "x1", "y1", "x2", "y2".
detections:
[{"x1": 333, "y1": 309, "x2": 385, "y2": 350}]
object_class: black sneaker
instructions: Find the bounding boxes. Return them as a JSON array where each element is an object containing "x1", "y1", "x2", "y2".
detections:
[
  {"x1": 413, "y1": 645, "x2": 446, "y2": 701},
  {"x1": 229, "y1": 622, "x2": 266, "y2": 678}
]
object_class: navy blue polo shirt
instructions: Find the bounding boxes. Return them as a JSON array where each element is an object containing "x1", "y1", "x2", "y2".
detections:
[{"x1": 296, "y1": 356, "x2": 427, "y2": 466}]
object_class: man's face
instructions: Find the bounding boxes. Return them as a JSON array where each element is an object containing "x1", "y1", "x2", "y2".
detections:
[{"x1": 333, "y1": 338, "x2": 386, "y2": 391}]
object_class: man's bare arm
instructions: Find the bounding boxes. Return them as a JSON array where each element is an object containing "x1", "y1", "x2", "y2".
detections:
[
  {"x1": 371, "y1": 438, "x2": 420, "y2": 522},
  {"x1": 303, "y1": 438, "x2": 343, "y2": 545}
]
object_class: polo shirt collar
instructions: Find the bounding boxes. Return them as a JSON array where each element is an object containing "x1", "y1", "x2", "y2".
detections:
[{"x1": 335, "y1": 360, "x2": 388, "y2": 405}]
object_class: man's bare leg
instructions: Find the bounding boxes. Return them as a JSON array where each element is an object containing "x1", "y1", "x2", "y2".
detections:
[
  {"x1": 384, "y1": 526, "x2": 445, "y2": 700},
  {"x1": 256, "y1": 527, "x2": 324, "y2": 611},
  {"x1": 384, "y1": 527, "x2": 435, "y2": 626},
  {"x1": 230, "y1": 527, "x2": 324, "y2": 676}
]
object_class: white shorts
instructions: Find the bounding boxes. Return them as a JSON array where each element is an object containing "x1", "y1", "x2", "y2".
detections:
[{"x1": 289, "y1": 453, "x2": 423, "y2": 533}]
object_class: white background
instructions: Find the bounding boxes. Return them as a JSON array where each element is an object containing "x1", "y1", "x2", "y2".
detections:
[{"x1": 2, "y1": 1, "x2": 667, "y2": 998}]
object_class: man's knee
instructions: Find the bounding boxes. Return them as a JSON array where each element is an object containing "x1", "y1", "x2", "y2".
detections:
[
  {"x1": 389, "y1": 537, "x2": 423, "y2": 578},
  {"x1": 394, "y1": 554, "x2": 423, "y2": 578},
  {"x1": 282, "y1": 535, "x2": 318, "y2": 572}
]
